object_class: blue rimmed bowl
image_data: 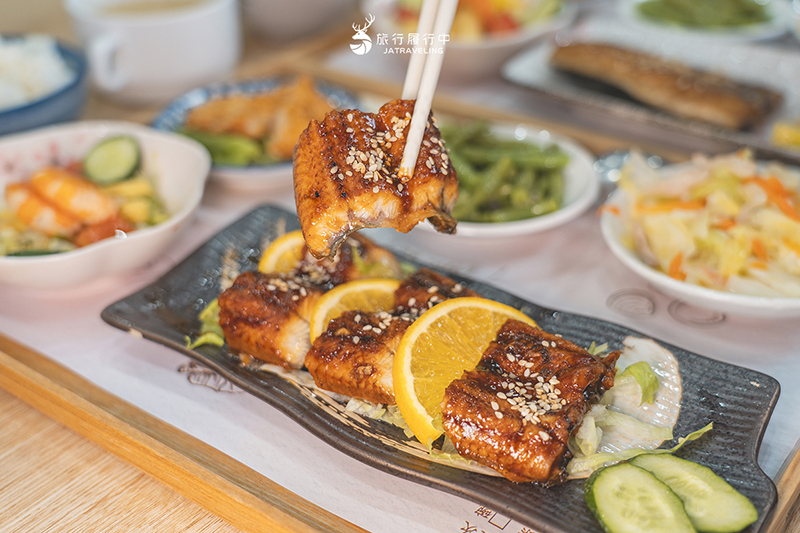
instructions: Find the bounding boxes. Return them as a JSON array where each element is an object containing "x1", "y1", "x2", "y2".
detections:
[
  {"x1": 152, "y1": 76, "x2": 360, "y2": 192},
  {"x1": 0, "y1": 39, "x2": 88, "y2": 137}
]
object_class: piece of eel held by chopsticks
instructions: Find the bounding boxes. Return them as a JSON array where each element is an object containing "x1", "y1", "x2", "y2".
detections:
[{"x1": 292, "y1": 99, "x2": 458, "y2": 259}]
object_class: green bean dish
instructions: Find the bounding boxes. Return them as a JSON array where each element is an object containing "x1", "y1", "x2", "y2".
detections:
[{"x1": 440, "y1": 122, "x2": 569, "y2": 223}]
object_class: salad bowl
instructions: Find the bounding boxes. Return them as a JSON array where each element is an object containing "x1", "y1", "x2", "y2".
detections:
[
  {"x1": 0, "y1": 121, "x2": 210, "y2": 290},
  {"x1": 599, "y1": 152, "x2": 800, "y2": 318}
]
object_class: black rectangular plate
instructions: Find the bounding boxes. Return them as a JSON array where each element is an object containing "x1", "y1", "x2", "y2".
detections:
[{"x1": 102, "y1": 204, "x2": 779, "y2": 533}]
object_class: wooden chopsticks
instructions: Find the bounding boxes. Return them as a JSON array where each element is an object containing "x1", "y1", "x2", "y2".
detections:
[{"x1": 398, "y1": 0, "x2": 458, "y2": 179}]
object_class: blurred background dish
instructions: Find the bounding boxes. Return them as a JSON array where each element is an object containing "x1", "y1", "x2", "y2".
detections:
[
  {"x1": 0, "y1": 121, "x2": 210, "y2": 290},
  {"x1": 64, "y1": 0, "x2": 241, "y2": 107},
  {"x1": 414, "y1": 121, "x2": 599, "y2": 247},
  {"x1": 0, "y1": 35, "x2": 88, "y2": 136},
  {"x1": 151, "y1": 75, "x2": 360, "y2": 192},
  {"x1": 363, "y1": 0, "x2": 578, "y2": 81},
  {"x1": 618, "y1": 0, "x2": 792, "y2": 41},
  {"x1": 242, "y1": 0, "x2": 359, "y2": 42}
]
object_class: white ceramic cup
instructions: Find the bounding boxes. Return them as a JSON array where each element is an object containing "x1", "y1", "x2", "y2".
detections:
[{"x1": 64, "y1": 0, "x2": 241, "y2": 106}]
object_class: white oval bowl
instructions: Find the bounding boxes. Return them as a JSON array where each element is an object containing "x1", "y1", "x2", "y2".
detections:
[
  {"x1": 600, "y1": 187, "x2": 800, "y2": 318},
  {"x1": 0, "y1": 121, "x2": 210, "y2": 290},
  {"x1": 417, "y1": 122, "x2": 600, "y2": 241},
  {"x1": 363, "y1": 0, "x2": 578, "y2": 81}
]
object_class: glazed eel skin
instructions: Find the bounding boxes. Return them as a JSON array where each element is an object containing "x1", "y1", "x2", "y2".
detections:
[{"x1": 442, "y1": 319, "x2": 619, "y2": 485}]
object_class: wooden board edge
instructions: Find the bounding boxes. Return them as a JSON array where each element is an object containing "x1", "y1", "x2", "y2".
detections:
[{"x1": 0, "y1": 334, "x2": 368, "y2": 533}]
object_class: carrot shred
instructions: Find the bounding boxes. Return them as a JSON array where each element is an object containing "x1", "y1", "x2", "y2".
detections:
[
  {"x1": 668, "y1": 252, "x2": 687, "y2": 281},
  {"x1": 746, "y1": 176, "x2": 800, "y2": 222},
  {"x1": 783, "y1": 237, "x2": 800, "y2": 257},
  {"x1": 597, "y1": 204, "x2": 620, "y2": 217},
  {"x1": 713, "y1": 218, "x2": 736, "y2": 230},
  {"x1": 637, "y1": 199, "x2": 705, "y2": 214},
  {"x1": 749, "y1": 261, "x2": 769, "y2": 270},
  {"x1": 751, "y1": 238, "x2": 769, "y2": 262}
]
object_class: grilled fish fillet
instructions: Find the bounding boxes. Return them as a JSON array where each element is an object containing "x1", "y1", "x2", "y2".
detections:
[
  {"x1": 441, "y1": 319, "x2": 619, "y2": 485},
  {"x1": 305, "y1": 269, "x2": 479, "y2": 403},
  {"x1": 293, "y1": 99, "x2": 459, "y2": 259},
  {"x1": 305, "y1": 309, "x2": 417, "y2": 404},
  {"x1": 218, "y1": 271, "x2": 325, "y2": 369},
  {"x1": 549, "y1": 42, "x2": 782, "y2": 130},
  {"x1": 394, "y1": 267, "x2": 479, "y2": 312}
]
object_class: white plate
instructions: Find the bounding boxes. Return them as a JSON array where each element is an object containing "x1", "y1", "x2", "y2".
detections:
[
  {"x1": 151, "y1": 76, "x2": 359, "y2": 193},
  {"x1": 417, "y1": 122, "x2": 600, "y2": 240},
  {"x1": 619, "y1": 0, "x2": 792, "y2": 42},
  {"x1": 0, "y1": 121, "x2": 210, "y2": 290},
  {"x1": 600, "y1": 187, "x2": 800, "y2": 319}
]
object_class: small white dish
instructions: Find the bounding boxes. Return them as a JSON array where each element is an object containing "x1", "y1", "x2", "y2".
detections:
[
  {"x1": 0, "y1": 121, "x2": 210, "y2": 290},
  {"x1": 151, "y1": 76, "x2": 359, "y2": 193},
  {"x1": 600, "y1": 187, "x2": 800, "y2": 318},
  {"x1": 618, "y1": 0, "x2": 792, "y2": 42},
  {"x1": 416, "y1": 122, "x2": 600, "y2": 241}
]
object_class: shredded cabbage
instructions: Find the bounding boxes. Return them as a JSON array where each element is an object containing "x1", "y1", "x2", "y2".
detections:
[{"x1": 616, "y1": 150, "x2": 800, "y2": 297}]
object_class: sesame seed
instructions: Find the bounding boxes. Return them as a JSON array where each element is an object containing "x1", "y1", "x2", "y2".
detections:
[
  {"x1": 495, "y1": 411, "x2": 503, "y2": 419},
  {"x1": 353, "y1": 336, "x2": 360, "y2": 344},
  {"x1": 491, "y1": 401, "x2": 499, "y2": 410}
]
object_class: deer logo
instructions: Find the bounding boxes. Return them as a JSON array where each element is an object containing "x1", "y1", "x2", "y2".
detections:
[{"x1": 350, "y1": 13, "x2": 375, "y2": 55}]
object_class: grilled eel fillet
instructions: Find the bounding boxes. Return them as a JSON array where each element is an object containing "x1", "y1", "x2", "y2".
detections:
[
  {"x1": 293, "y1": 99, "x2": 459, "y2": 259},
  {"x1": 305, "y1": 268, "x2": 480, "y2": 404},
  {"x1": 304, "y1": 309, "x2": 415, "y2": 405},
  {"x1": 442, "y1": 319, "x2": 619, "y2": 485},
  {"x1": 218, "y1": 233, "x2": 401, "y2": 369},
  {"x1": 549, "y1": 42, "x2": 782, "y2": 131},
  {"x1": 218, "y1": 271, "x2": 325, "y2": 369}
]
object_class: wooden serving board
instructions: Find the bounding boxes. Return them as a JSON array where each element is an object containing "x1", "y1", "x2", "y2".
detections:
[{"x1": 0, "y1": 334, "x2": 365, "y2": 533}]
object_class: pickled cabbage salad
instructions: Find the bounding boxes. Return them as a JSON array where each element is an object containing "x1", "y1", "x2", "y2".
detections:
[{"x1": 613, "y1": 150, "x2": 800, "y2": 298}]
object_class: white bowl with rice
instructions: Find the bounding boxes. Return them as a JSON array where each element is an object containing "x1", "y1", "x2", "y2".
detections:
[{"x1": 0, "y1": 34, "x2": 88, "y2": 136}]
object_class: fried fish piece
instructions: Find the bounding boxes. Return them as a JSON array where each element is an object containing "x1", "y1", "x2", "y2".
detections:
[
  {"x1": 183, "y1": 76, "x2": 334, "y2": 158},
  {"x1": 304, "y1": 308, "x2": 419, "y2": 404},
  {"x1": 218, "y1": 271, "x2": 325, "y2": 369},
  {"x1": 441, "y1": 319, "x2": 619, "y2": 485},
  {"x1": 293, "y1": 99, "x2": 459, "y2": 259}
]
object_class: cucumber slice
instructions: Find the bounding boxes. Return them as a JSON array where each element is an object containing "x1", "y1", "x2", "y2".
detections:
[
  {"x1": 585, "y1": 462, "x2": 696, "y2": 533},
  {"x1": 631, "y1": 454, "x2": 758, "y2": 532},
  {"x1": 84, "y1": 135, "x2": 141, "y2": 184}
]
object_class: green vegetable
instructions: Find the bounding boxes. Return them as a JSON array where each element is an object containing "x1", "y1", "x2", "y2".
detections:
[
  {"x1": 585, "y1": 462, "x2": 696, "y2": 533},
  {"x1": 621, "y1": 361, "x2": 660, "y2": 405},
  {"x1": 83, "y1": 135, "x2": 141, "y2": 184},
  {"x1": 630, "y1": 454, "x2": 758, "y2": 532},
  {"x1": 180, "y1": 129, "x2": 269, "y2": 167},
  {"x1": 636, "y1": 0, "x2": 771, "y2": 28},
  {"x1": 440, "y1": 122, "x2": 568, "y2": 223},
  {"x1": 185, "y1": 298, "x2": 225, "y2": 349},
  {"x1": 567, "y1": 423, "x2": 713, "y2": 477},
  {"x1": 7, "y1": 249, "x2": 61, "y2": 256}
]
